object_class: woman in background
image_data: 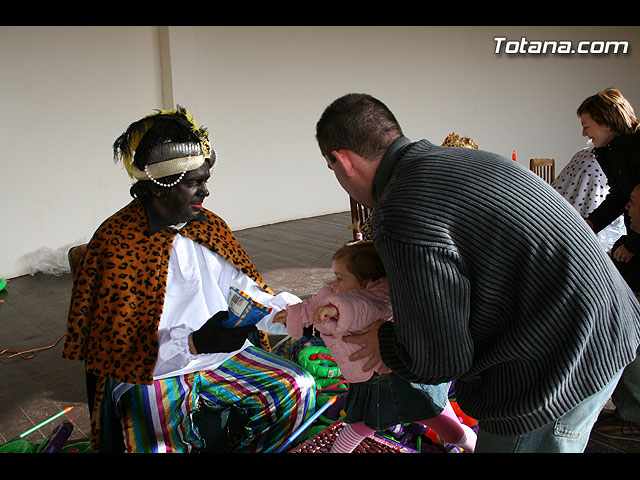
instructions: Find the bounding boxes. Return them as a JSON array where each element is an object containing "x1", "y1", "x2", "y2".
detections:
[{"x1": 578, "y1": 88, "x2": 640, "y2": 292}]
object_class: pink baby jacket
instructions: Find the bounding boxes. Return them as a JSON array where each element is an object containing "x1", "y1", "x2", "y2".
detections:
[{"x1": 285, "y1": 278, "x2": 393, "y2": 383}]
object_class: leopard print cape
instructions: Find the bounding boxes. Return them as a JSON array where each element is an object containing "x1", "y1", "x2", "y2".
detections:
[{"x1": 63, "y1": 198, "x2": 273, "y2": 385}]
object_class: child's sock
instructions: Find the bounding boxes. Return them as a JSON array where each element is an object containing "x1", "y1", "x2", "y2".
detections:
[
  {"x1": 330, "y1": 421, "x2": 376, "y2": 453},
  {"x1": 446, "y1": 424, "x2": 477, "y2": 453},
  {"x1": 420, "y1": 401, "x2": 477, "y2": 453}
]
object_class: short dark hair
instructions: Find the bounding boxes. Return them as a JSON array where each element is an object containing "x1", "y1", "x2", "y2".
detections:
[{"x1": 316, "y1": 93, "x2": 403, "y2": 163}]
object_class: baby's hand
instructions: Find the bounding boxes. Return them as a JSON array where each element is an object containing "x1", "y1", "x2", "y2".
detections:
[
  {"x1": 274, "y1": 310, "x2": 288, "y2": 324},
  {"x1": 313, "y1": 305, "x2": 338, "y2": 324}
]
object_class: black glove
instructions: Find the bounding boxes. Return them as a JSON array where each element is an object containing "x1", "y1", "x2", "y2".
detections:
[{"x1": 191, "y1": 310, "x2": 257, "y2": 354}]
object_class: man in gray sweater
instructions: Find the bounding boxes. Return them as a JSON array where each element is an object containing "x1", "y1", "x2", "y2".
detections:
[{"x1": 315, "y1": 93, "x2": 640, "y2": 452}]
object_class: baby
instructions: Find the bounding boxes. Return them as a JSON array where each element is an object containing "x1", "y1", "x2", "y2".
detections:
[{"x1": 275, "y1": 241, "x2": 476, "y2": 453}]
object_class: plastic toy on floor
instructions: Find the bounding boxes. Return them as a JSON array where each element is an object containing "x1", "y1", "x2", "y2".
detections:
[
  {"x1": 0, "y1": 417, "x2": 90, "y2": 454},
  {"x1": 0, "y1": 278, "x2": 7, "y2": 304},
  {"x1": 298, "y1": 346, "x2": 348, "y2": 390},
  {"x1": 382, "y1": 420, "x2": 475, "y2": 453},
  {"x1": 295, "y1": 346, "x2": 349, "y2": 443},
  {"x1": 384, "y1": 423, "x2": 447, "y2": 453}
]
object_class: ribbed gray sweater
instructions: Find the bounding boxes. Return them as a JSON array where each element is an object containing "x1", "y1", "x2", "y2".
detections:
[{"x1": 373, "y1": 138, "x2": 640, "y2": 435}]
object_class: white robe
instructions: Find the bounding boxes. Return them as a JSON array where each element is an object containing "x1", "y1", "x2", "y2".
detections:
[{"x1": 153, "y1": 231, "x2": 296, "y2": 379}]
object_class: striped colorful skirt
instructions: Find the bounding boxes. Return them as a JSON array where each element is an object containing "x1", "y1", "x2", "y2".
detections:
[{"x1": 117, "y1": 346, "x2": 316, "y2": 453}]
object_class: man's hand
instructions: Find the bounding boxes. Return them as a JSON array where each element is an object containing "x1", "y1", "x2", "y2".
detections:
[
  {"x1": 343, "y1": 319, "x2": 390, "y2": 374},
  {"x1": 189, "y1": 310, "x2": 256, "y2": 354},
  {"x1": 614, "y1": 244, "x2": 635, "y2": 263},
  {"x1": 313, "y1": 305, "x2": 338, "y2": 324}
]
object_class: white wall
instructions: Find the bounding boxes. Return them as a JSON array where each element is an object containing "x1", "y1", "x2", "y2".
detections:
[
  {"x1": 1, "y1": 26, "x2": 639, "y2": 278},
  {"x1": 0, "y1": 26, "x2": 164, "y2": 278}
]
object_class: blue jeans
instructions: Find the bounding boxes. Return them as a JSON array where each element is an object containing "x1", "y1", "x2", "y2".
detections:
[
  {"x1": 475, "y1": 368, "x2": 623, "y2": 453},
  {"x1": 611, "y1": 349, "x2": 640, "y2": 422}
]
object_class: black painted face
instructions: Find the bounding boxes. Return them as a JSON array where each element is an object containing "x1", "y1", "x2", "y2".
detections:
[{"x1": 152, "y1": 163, "x2": 211, "y2": 225}]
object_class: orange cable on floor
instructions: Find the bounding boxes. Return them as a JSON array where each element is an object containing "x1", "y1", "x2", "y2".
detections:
[{"x1": 0, "y1": 332, "x2": 66, "y2": 360}]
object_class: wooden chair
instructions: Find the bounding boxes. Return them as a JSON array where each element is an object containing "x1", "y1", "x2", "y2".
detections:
[
  {"x1": 349, "y1": 197, "x2": 373, "y2": 240},
  {"x1": 529, "y1": 158, "x2": 555, "y2": 183},
  {"x1": 68, "y1": 243, "x2": 88, "y2": 277}
]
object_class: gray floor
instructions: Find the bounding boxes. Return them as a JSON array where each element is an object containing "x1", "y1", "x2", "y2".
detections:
[{"x1": 0, "y1": 210, "x2": 637, "y2": 453}]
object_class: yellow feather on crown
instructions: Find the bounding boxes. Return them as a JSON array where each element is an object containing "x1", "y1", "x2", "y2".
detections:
[{"x1": 113, "y1": 105, "x2": 210, "y2": 179}]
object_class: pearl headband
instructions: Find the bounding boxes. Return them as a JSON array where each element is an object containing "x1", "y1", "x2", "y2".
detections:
[
  {"x1": 129, "y1": 140, "x2": 215, "y2": 187},
  {"x1": 130, "y1": 154, "x2": 207, "y2": 185}
]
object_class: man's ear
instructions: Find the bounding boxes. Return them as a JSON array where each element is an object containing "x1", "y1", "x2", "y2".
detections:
[{"x1": 331, "y1": 149, "x2": 356, "y2": 177}]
